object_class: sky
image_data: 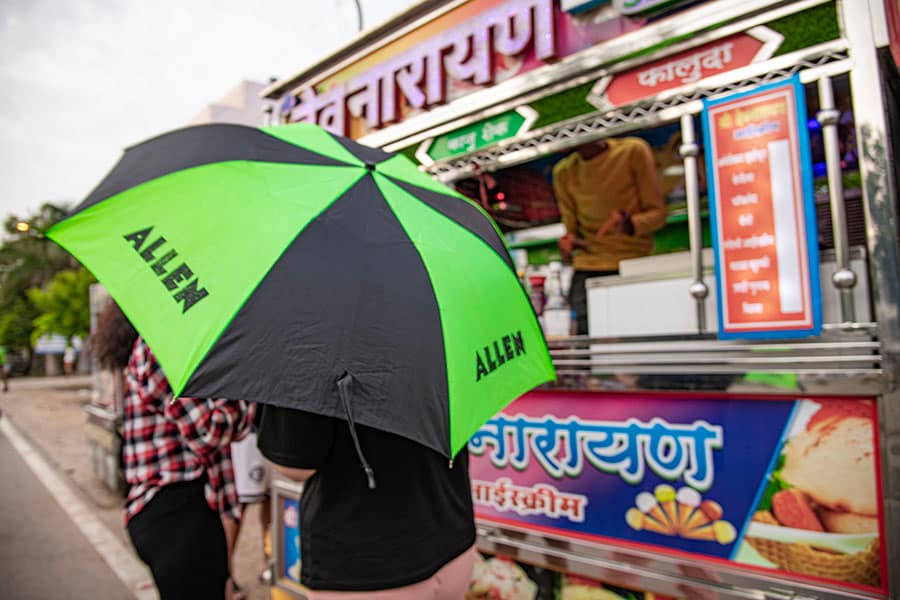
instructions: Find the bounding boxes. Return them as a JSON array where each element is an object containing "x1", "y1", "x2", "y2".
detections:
[{"x1": 0, "y1": 0, "x2": 419, "y2": 226}]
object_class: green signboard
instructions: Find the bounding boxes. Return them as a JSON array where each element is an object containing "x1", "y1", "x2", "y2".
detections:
[{"x1": 419, "y1": 107, "x2": 537, "y2": 164}]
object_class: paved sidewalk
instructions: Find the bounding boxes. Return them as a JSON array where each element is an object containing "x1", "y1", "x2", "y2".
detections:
[{"x1": 0, "y1": 375, "x2": 271, "y2": 600}]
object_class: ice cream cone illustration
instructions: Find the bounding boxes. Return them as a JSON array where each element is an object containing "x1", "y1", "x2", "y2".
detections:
[
  {"x1": 655, "y1": 484, "x2": 678, "y2": 528},
  {"x1": 627, "y1": 488, "x2": 733, "y2": 543},
  {"x1": 675, "y1": 487, "x2": 701, "y2": 532},
  {"x1": 682, "y1": 520, "x2": 737, "y2": 545},
  {"x1": 683, "y1": 499, "x2": 724, "y2": 531},
  {"x1": 626, "y1": 508, "x2": 674, "y2": 535},
  {"x1": 634, "y1": 492, "x2": 675, "y2": 533}
]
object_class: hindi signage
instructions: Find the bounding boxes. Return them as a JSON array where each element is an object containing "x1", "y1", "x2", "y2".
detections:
[
  {"x1": 416, "y1": 106, "x2": 538, "y2": 164},
  {"x1": 589, "y1": 28, "x2": 782, "y2": 111},
  {"x1": 280, "y1": 0, "x2": 556, "y2": 137},
  {"x1": 469, "y1": 390, "x2": 886, "y2": 592},
  {"x1": 702, "y1": 76, "x2": 821, "y2": 339}
]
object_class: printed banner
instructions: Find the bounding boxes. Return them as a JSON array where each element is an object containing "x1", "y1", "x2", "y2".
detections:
[
  {"x1": 280, "y1": 497, "x2": 302, "y2": 584},
  {"x1": 702, "y1": 76, "x2": 822, "y2": 339},
  {"x1": 468, "y1": 390, "x2": 885, "y2": 593}
]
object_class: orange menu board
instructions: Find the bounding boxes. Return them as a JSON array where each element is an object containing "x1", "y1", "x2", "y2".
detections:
[{"x1": 702, "y1": 76, "x2": 821, "y2": 339}]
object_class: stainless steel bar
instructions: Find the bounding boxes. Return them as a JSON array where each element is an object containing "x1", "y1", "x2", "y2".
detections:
[
  {"x1": 553, "y1": 355, "x2": 881, "y2": 366},
  {"x1": 553, "y1": 366, "x2": 883, "y2": 376},
  {"x1": 680, "y1": 113, "x2": 708, "y2": 333},
  {"x1": 841, "y1": 0, "x2": 900, "y2": 594},
  {"x1": 816, "y1": 76, "x2": 857, "y2": 322},
  {"x1": 549, "y1": 341, "x2": 880, "y2": 355},
  {"x1": 428, "y1": 47, "x2": 852, "y2": 182}
]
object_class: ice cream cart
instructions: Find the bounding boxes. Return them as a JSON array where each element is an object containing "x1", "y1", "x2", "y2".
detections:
[{"x1": 262, "y1": 0, "x2": 900, "y2": 597}]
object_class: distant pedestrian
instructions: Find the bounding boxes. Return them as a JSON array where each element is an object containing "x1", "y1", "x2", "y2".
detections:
[
  {"x1": 63, "y1": 344, "x2": 76, "y2": 376},
  {"x1": 92, "y1": 301, "x2": 254, "y2": 600},
  {"x1": 227, "y1": 422, "x2": 273, "y2": 591},
  {"x1": 0, "y1": 346, "x2": 9, "y2": 392}
]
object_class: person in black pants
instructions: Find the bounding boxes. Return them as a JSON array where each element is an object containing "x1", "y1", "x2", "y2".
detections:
[{"x1": 92, "y1": 301, "x2": 254, "y2": 599}]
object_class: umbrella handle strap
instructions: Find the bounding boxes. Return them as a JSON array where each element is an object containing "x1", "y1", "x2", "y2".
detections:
[{"x1": 337, "y1": 373, "x2": 377, "y2": 490}]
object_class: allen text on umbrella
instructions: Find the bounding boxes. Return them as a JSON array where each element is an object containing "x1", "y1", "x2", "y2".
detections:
[
  {"x1": 124, "y1": 227, "x2": 210, "y2": 313},
  {"x1": 476, "y1": 331, "x2": 525, "y2": 382}
]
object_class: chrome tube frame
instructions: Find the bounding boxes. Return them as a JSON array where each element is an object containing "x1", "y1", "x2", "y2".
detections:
[
  {"x1": 841, "y1": 0, "x2": 900, "y2": 596},
  {"x1": 679, "y1": 113, "x2": 709, "y2": 333},
  {"x1": 816, "y1": 75, "x2": 857, "y2": 322}
]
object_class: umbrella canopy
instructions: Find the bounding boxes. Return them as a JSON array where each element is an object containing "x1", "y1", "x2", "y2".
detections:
[{"x1": 48, "y1": 123, "x2": 554, "y2": 459}]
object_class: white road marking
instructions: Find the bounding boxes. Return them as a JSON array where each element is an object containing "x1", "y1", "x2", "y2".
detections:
[{"x1": 1, "y1": 417, "x2": 157, "y2": 600}]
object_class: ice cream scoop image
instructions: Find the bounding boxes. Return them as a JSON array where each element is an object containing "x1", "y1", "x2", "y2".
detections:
[
  {"x1": 655, "y1": 484, "x2": 679, "y2": 527},
  {"x1": 780, "y1": 416, "x2": 877, "y2": 516},
  {"x1": 675, "y1": 487, "x2": 703, "y2": 530},
  {"x1": 698, "y1": 499, "x2": 724, "y2": 522},
  {"x1": 636, "y1": 491, "x2": 674, "y2": 530}
]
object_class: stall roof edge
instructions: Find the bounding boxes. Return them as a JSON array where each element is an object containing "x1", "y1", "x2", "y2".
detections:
[{"x1": 260, "y1": 0, "x2": 456, "y2": 100}]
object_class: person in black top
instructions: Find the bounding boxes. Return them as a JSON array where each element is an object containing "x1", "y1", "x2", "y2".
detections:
[{"x1": 256, "y1": 404, "x2": 477, "y2": 598}]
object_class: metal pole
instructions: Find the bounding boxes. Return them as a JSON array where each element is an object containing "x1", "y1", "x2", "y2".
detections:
[
  {"x1": 680, "y1": 113, "x2": 708, "y2": 333},
  {"x1": 816, "y1": 76, "x2": 856, "y2": 323},
  {"x1": 352, "y1": 0, "x2": 364, "y2": 32},
  {"x1": 841, "y1": 0, "x2": 900, "y2": 596}
]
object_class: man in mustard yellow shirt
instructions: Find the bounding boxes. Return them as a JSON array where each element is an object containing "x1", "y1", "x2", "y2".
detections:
[{"x1": 553, "y1": 137, "x2": 668, "y2": 334}]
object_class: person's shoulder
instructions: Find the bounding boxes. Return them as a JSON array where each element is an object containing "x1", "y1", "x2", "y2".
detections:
[
  {"x1": 553, "y1": 153, "x2": 579, "y2": 176},
  {"x1": 619, "y1": 136, "x2": 653, "y2": 154}
]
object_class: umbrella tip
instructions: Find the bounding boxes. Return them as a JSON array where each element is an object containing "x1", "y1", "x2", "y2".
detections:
[{"x1": 364, "y1": 161, "x2": 376, "y2": 171}]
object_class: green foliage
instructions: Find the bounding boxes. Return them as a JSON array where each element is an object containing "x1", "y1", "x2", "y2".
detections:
[
  {"x1": 27, "y1": 268, "x2": 96, "y2": 345},
  {"x1": 0, "y1": 298, "x2": 39, "y2": 350},
  {"x1": 0, "y1": 202, "x2": 76, "y2": 353}
]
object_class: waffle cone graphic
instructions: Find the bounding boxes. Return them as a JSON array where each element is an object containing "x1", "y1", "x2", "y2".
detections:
[
  {"x1": 675, "y1": 487, "x2": 702, "y2": 532},
  {"x1": 626, "y1": 508, "x2": 674, "y2": 535},
  {"x1": 746, "y1": 511, "x2": 881, "y2": 587},
  {"x1": 684, "y1": 499, "x2": 724, "y2": 532},
  {"x1": 683, "y1": 510, "x2": 712, "y2": 531},
  {"x1": 635, "y1": 491, "x2": 675, "y2": 531},
  {"x1": 682, "y1": 520, "x2": 736, "y2": 544},
  {"x1": 655, "y1": 485, "x2": 678, "y2": 528}
]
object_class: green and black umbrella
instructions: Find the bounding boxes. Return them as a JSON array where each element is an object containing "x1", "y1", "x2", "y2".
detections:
[{"x1": 48, "y1": 122, "x2": 554, "y2": 466}]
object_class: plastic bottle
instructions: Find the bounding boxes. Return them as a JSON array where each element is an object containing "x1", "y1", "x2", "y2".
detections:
[{"x1": 541, "y1": 261, "x2": 571, "y2": 337}]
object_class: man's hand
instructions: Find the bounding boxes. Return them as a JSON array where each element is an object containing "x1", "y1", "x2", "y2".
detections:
[
  {"x1": 614, "y1": 210, "x2": 635, "y2": 236},
  {"x1": 595, "y1": 210, "x2": 634, "y2": 238},
  {"x1": 559, "y1": 234, "x2": 589, "y2": 263},
  {"x1": 558, "y1": 233, "x2": 575, "y2": 258}
]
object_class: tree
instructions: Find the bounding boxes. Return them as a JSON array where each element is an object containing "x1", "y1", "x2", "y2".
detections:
[
  {"x1": 27, "y1": 268, "x2": 96, "y2": 347},
  {"x1": 0, "y1": 202, "x2": 77, "y2": 370}
]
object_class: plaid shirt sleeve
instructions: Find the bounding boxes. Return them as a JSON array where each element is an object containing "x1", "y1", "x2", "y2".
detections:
[
  {"x1": 125, "y1": 338, "x2": 256, "y2": 523},
  {"x1": 164, "y1": 396, "x2": 255, "y2": 461}
]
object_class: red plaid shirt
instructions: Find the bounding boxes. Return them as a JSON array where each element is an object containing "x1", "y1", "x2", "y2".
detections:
[{"x1": 123, "y1": 337, "x2": 254, "y2": 524}]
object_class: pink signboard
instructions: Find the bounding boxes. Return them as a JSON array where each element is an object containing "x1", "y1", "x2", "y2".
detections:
[{"x1": 279, "y1": 0, "x2": 652, "y2": 137}]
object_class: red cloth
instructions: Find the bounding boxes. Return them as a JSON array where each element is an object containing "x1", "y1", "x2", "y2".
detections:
[{"x1": 123, "y1": 337, "x2": 254, "y2": 524}]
